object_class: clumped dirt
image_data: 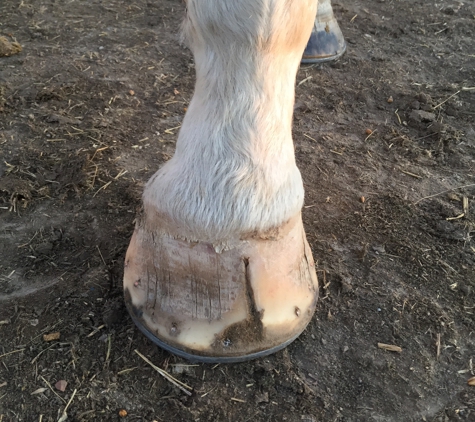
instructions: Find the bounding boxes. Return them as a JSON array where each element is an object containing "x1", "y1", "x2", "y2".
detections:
[{"x1": 1, "y1": 0, "x2": 474, "y2": 421}]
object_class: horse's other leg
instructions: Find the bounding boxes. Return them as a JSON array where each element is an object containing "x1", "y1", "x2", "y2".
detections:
[{"x1": 302, "y1": 0, "x2": 346, "y2": 63}]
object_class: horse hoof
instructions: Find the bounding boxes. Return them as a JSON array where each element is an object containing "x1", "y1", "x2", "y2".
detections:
[
  {"x1": 302, "y1": 0, "x2": 347, "y2": 64},
  {"x1": 124, "y1": 213, "x2": 318, "y2": 363}
]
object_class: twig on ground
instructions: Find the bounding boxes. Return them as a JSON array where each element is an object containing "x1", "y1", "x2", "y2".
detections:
[
  {"x1": 446, "y1": 213, "x2": 465, "y2": 221},
  {"x1": 0, "y1": 348, "x2": 25, "y2": 359},
  {"x1": 463, "y1": 196, "x2": 469, "y2": 216},
  {"x1": 434, "y1": 90, "x2": 460, "y2": 109},
  {"x1": 57, "y1": 388, "x2": 77, "y2": 422},
  {"x1": 377, "y1": 343, "x2": 402, "y2": 353},
  {"x1": 303, "y1": 133, "x2": 317, "y2": 142},
  {"x1": 401, "y1": 169, "x2": 422, "y2": 179},
  {"x1": 117, "y1": 367, "x2": 138, "y2": 376},
  {"x1": 93, "y1": 181, "x2": 112, "y2": 197},
  {"x1": 31, "y1": 343, "x2": 56, "y2": 364},
  {"x1": 40, "y1": 376, "x2": 66, "y2": 404},
  {"x1": 134, "y1": 350, "x2": 193, "y2": 396},
  {"x1": 104, "y1": 334, "x2": 112, "y2": 368},
  {"x1": 413, "y1": 184, "x2": 475, "y2": 205},
  {"x1": 200, "y1": 386, "x2": 217, "y2": 398},
  {"x1": 436, "y1": 333, "x2": 441, "y2": 360},
  {"x1": 394, "y1": 109, "x2": 402, "y2": 124},
  {"x1": 298, "y1": 76, "x2": 312, "y2": 86},
  {"x1": 364, "y1": 129, "x2": 376, "y2": 142},
  {"x1": 96, "y1": 245, "x2": 106, "y2": 266},
  {"x1": 86, "y1": 324, "x2": 105, "y2": 338},
  {"x1": 90, "y1": 146, "x2": 109, "y2": 161}
]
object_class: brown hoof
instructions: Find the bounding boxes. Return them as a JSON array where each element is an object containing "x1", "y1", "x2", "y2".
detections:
[{"x1": 124, "y1": 213, "x2": 318, "y2": 363}]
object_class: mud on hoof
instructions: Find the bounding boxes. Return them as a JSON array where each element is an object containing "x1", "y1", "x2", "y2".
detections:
[{"x1": 124, "y1": 214, "x2": 318, "y2": 363}]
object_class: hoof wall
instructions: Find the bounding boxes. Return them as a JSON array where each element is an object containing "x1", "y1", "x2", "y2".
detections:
[
  {"x1": 127, "y1": 302, "x2": 303, "y2": 363},
  {"x1": 124, "y1": 214, "x2": 318, "y2": 362},
  {"x1": 302, "y1": 0, "x2": 346, "y2": 64}
]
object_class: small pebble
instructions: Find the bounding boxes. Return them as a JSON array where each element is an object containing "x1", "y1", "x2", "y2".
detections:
[
  {"x1": 43, "y1": 332, "x2": 60, "y2": 342},
  {"x1": 387, "y1": 96, "x2": 393, "y2": 103},
  {"x1": 55, "y1": 380, "x2": 67, "y2": 392}
]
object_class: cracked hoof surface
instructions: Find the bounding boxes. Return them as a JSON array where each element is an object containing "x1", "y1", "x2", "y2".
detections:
[{"x1": 124, "y1": 214, "x2": 318, "y2": 363}]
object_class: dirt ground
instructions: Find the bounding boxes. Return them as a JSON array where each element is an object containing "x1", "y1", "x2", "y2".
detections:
[{"x1": 1, "y1": 0, "x2": 474, "y2": 420}]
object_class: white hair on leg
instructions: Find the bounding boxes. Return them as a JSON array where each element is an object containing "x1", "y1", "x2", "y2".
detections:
[{"x1": 144, "y1": 0, "x2": 317, "y2": 245}]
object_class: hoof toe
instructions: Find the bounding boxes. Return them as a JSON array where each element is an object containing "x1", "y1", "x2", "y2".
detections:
[{"x1": 124, "y1": 214, "x2": 318, "y2": 363}]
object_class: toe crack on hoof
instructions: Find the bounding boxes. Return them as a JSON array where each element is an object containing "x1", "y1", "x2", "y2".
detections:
[
  {"x1": 211, "y1": 258, "x2": 265, "y2": 352},
  {"x1": 243, "y1": 258, "x2": 264, "y2": 338}
]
